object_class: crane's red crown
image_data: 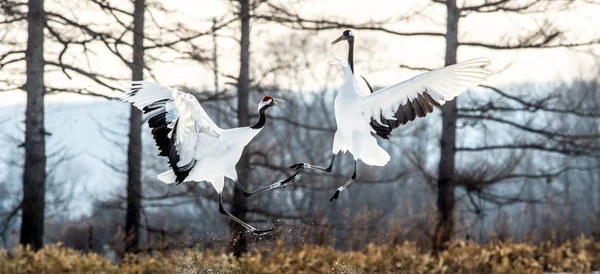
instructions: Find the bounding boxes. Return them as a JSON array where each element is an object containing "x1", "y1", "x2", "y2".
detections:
[{"x1": 262, "y1": 96, "x2": 272, "y2": 102}]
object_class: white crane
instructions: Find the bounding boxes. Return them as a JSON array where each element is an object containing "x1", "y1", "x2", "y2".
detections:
[
  {"x1": 122, "y1": 81, "x2": 298, "y2": 235},
  {"x1": 290, "y1": 30, "x2": 491, "y2": 201}
]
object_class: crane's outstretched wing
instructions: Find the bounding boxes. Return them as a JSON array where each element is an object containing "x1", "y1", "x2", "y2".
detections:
[
  {"x1": 122, "y1": 81, "x2": 222, "y2": 183},
  {"x1": 364, "y1": 58, "x2": 491, "y2": 139}
]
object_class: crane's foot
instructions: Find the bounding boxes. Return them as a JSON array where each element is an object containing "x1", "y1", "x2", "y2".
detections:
[
  {"x1": 329, "y1": 190, "x2": 341, "y2": 201},
  {"x1": 330, "y1": 179, "x2": 353, "y2": 201},
  {"x1": 289, "y1": 163, "x2": 308, "y2": 171},
  {"x1": 251, "y1": 227, "x2": 274, "y2": 235}
]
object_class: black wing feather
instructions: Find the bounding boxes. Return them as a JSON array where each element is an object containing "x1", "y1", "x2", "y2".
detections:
[
  {"x1": 142, "y1": 98, "x2": 194, "y2": 183},
  {"x1": 168, "y1": 120, "x2": 194, "y2": 183},
  {"x1": 364, "y1": 77, "x2": 442, "y2": 139},
  {"x1": 143, "y1": 100, "x2": 171, "y2": 157}
]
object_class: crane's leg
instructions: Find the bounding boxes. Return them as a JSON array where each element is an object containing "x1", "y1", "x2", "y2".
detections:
[
  {"x1": 235, "y1": 170, "x2": 301, "y2": 198},
  {"x1": 289, "y1": 154, "x2": 336, "y2": 172},
  {"x1": 218, "y1": 193, "x2": 273, "y2": 235},
  {"x1": 329, "y1": 161, "x2": 357, "y2": 201}
]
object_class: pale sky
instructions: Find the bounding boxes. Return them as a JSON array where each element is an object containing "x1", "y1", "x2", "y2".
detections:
[{"x1": 1, "y1": 0, "x2": 599, "y2": 106}]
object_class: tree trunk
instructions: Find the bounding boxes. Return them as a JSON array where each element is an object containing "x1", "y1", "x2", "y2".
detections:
[
  {"x1": 20, "y1": 0, "x2": 46, "y2": 251},
  {"x1": 125, "y1": 0, "x2": 145, "y2": 254},
  {"x1": 433, "y1": 0, "x2": 459, "y2": 253},
  {"x1": 228, "y1": 0, "x2": 250, "y2": 257}
]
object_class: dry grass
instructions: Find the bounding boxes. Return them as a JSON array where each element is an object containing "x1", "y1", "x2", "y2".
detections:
[{"x1": 1, "y1": 237, "x2": 600, "y2": 273}]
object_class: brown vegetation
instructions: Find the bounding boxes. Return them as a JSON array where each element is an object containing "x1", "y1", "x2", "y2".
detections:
[{"x1": 1, "y1": 238, "x2": 600, "y2": 273}]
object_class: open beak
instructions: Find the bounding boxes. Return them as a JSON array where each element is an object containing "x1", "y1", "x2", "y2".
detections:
[
  {"x1": 272, "y1": 98, "x2": 285, "y2": 108},
  {"x1": 331, "y1": 35, "x2": 346, "y2": 45}
]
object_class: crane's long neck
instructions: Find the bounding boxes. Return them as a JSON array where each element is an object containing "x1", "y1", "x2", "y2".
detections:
[
  {"x1": 250, "y1": 106, "x2": 268, "y2": 129},
  {"x1": 348, "y1": 39, "x2": 354, "y2": 74}
]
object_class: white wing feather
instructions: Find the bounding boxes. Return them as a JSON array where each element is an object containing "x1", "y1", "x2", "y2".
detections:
[
  {"x1": 123, "y1": 81, "x2": 222, "y2": 169},
  {"x1": 324, "y1": 56, "x2": 352, "y2": 78},
  {"x1": 324, "y1": 56, "x2": 372, "y2": 96},
  {"x1": 364, "y1": 58, "x2": 491, "y2": 120}
]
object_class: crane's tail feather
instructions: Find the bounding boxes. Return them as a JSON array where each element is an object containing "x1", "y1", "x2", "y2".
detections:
[
  {"x1": 358, "y1": 145, "x2": 390, "y2": 166},
  {"x1": 157, "y1": 170, "x2": 177, "y2": 184},
  {"x1": 353, "y1": 131, "x2": 390, "y2": 166},
  {"x1": 333, "y1": 130, "x2": 391, "y2": 166}
]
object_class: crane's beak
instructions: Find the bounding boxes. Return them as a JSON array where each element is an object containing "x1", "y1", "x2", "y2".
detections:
[
  {"x1": 272, "y1": 98, "x2": 285, "y2": 108},
  {"x1": 331, "y1": 35, "x2": 346, "y2": 45}
]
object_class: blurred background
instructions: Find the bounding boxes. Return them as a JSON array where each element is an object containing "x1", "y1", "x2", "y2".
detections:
[{"x1": 1, "y1": 0, "x2": 599, "y2": 259}]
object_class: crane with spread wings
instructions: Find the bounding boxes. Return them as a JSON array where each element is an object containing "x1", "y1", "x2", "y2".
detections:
[
  {"x1": 290, "y1": 30, "x2": 491, "y2": 201},
  {"x1": 122, "y1": 81, "x2": 298, "y2": 235}
]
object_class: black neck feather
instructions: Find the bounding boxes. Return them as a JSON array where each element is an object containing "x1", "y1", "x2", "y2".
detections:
[
  {"x1": 250, "y1": 106, "x2": 268, "y2": 129},
  {"x1": 348, "y1": 39, "x2": 354, "y2": 74}
]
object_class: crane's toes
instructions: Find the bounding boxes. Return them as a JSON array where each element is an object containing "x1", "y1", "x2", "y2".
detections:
[
  {"x1": 289, "y1": 163, "x2": 306, "y2": 171},
  {"x1": 329, "y1": 190, "x2": 341, "y2": 201},
  {"x1": 252, "y1": 227, "x2": 274, "y2": 235}
]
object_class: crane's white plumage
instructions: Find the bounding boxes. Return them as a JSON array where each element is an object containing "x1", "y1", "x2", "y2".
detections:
[
  {"x1": 122, "y1": 81, "x2": 259, "y2": 192},
  {"x1": 326, "y1": 56, "x2": 490, "y2": 166}
]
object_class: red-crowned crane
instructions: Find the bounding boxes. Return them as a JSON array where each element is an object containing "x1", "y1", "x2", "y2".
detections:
[
  {"x1": 290, "y1": 30, "x2": 491, "y2": 201},
  {"x1": 122, "y1": 81, "x2": 298, "y2": 235}
]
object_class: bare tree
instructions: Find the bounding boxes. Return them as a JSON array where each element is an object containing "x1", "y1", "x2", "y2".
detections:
[
  {"x1": 228, "y1": 0, "x2": 251, "y2": 257},
  {"x1": 433, "y1": 0, "x2": 459, "y2": 252},
  {"x1": 20, "y1": 0, "x2": 46, "y2": 251},
  {"x1": 124, "y1": 0, "x2": 145, "y2": 254}
]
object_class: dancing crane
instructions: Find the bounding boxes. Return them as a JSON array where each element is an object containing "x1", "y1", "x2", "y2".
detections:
[
  {"x1": 122, "y1": 81, "x2": 298, "y2": 235},
  {"x1": 290, "y1": 30, "x2": 491, "y2": 201}
]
